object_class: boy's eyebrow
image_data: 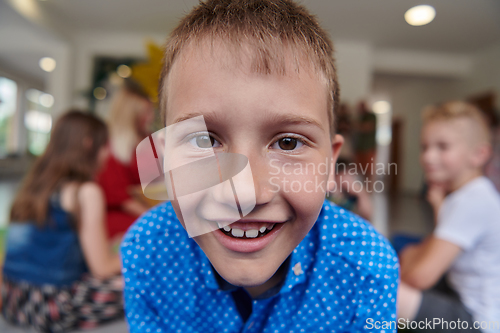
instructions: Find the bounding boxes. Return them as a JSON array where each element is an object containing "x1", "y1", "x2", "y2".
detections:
[
  {"x1": 270, "y1": 114, "x2": 323, "y2": 130},
  {"x1": 173, "y1": 112, "x2": 324, "y2": 130},
  {"x1": 173, "y1": 112, "x2": 215, "y2": 125}
]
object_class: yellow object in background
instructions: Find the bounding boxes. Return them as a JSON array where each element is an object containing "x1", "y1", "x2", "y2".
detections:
[
  {"x1": 128, "y1": 184, "x2": 165, "y2": 208},
  {"x1": 131, "y1": 42, "x2": 164, "y2": 104}
]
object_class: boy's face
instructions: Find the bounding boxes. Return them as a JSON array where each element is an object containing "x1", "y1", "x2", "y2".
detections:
[
  {"x1": 165, "y1": 43, "x2": 343, "y2": 293},
  {"x1": 420, "y1": 119, "x2": 479, "y2": 187}
]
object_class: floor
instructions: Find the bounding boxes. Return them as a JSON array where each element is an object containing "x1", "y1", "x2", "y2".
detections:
[{"x1": 0, "y1": 317, "x2": 129, "y2": 333}]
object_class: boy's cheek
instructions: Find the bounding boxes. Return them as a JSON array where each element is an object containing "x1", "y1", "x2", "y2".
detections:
[
  {"x1": 281, "y1": 172, "x2": 330, "y2": 198},
  {"x1": 268, "y1": 157, "x2": 333, "y2": 193},
  {"x1": 280, "y1": 173, "x2": 329, "y2": 225}
]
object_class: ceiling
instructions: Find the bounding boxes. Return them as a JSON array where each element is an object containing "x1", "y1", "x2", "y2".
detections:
[
  {"x1": 38, "y1": 0, "x2": 500, "y2": 53},
  {"x1": 0, "y1": 0, "x2": 62, "y2": 84},
  {"x1": 1, "y1": 0, "x2": 500, "y2": 84}
]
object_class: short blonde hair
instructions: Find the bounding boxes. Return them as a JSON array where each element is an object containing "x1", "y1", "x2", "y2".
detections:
[
  {"x1": 159, "y1": 0, "x2": 339, "y2": 133},
  {"x1": 422, "y1": 101, "x2": 492, "y2": 144}
]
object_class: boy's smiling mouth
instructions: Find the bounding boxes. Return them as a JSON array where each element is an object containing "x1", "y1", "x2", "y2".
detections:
[
  {"x1": 217, "y1": 221, "x2": 276, "y2": 239},
  {"x1": 211, "y1": 220, "x2": 287, "y2": 253}
]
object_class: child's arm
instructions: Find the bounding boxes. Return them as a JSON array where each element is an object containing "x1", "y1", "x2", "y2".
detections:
[
  {"x1": 426, "y1": 183, "x2": 446, "y2": 225},
  {"x1": 78, "y1": 182, "x2": 122, "y2": 279},
  {"x1": 398, "y1": 182, "x2": 459, "y2": 289},
  {"x1": 399, "y1": 236, "x2": 461, "y2": 290}
]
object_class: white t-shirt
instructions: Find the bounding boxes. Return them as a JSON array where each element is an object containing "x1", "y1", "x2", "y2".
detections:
[{"x1": 435, "y1": 176, "x2": 500, "y2": 332}]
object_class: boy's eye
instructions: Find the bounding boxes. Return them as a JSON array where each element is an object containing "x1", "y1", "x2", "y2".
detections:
[
  {"x1": 189, "y1": 134, "x2": 221, "y2": 149},
  {"x1": 271, "y1": 137, "x2": 304, "y2": 151}
]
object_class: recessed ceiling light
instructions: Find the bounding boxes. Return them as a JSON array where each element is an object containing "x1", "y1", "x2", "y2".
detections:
[
  {"x1": 405, "y1": 5, "x2": 436, "y2": 26},
  {"x1": 39, "y1": 57, "x2": 56, "y2": 72}
]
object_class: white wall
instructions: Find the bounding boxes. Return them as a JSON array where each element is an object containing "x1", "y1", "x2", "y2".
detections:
[
  {"x1": 334, "y1": 41, "x2": 373, "y2": 105},
  {"x1": 373, "y1": 49, "x2": 473, "y2": 79},
  {"x1": 456, "y1": 43, "x2": 500, "y2": 109}
]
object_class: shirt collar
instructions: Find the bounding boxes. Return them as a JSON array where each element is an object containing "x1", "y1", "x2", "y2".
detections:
[{"x1": 210, "y1": 255, "x2": 292, "y2": 299}]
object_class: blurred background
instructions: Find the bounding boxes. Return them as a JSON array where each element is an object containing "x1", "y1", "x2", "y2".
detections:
[{"x1": 0, "y1": 0, "x2": 499, "y2": 257}]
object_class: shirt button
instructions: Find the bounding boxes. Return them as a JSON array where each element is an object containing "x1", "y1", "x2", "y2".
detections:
[{"x1": 293, "y1": 263, "x2": 303, "y2": 276}]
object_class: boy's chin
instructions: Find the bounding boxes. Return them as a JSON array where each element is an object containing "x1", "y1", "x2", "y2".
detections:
[
  {"x1": 211, "y1": 259, "x2": 281, "y2": 289},
  {"x1": 425, "y1": 173, "x2": 449, "y2": 184}
]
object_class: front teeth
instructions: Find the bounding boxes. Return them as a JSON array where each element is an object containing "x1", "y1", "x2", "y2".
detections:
[
  {"x1": 231, "y1": 228, "x2": 258, "y2": 238},
  {"x1": 245, "y1": 229, "x2": 259, "y2": 238},
  {"x1": 221, "y1": 224, "x2": 276, "y2": 238},
  {"x1": 231, "y1": 228, "x2": 244, "y2": 237}
]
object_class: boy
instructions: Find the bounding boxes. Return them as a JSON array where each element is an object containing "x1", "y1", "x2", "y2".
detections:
[
  {"x1": 398, "y1": 101, "x2": 500, "y2": 333},
  {"x1": 121, "y1": 1, "x2": 399, "y2": 332}
]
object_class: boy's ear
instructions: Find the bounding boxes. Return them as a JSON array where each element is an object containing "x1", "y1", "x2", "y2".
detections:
[
  {"x1": 327, "y1": 134, "x2": 344, "y2": 192},
  {"x1": 472, "y1": 142, "x2": 492, "y2": 168}
]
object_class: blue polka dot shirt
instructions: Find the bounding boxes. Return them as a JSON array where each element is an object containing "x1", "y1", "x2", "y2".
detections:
[{"x1": 121, "y1": 200, "x2": 399, "y2": 333}]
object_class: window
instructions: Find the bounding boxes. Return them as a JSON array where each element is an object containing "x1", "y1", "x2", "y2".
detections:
[
  {"x1": 0, "y1": 77, "x2": 18, "y2": 157},
  {"x1": 25, "y1": 89, "x2": 53, "y2": 155}
]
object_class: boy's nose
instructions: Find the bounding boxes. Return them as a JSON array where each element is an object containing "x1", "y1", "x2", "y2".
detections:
[
  {"x1": 206, "y1": 153, "x2": 255, "y2": 218},
  {"x1": 245, "y1": 153, "x2": 278, "y2": 207},
  {"x1": 210, "y1": 150, "x2": 277, "y2": 214},
  {"x1": 210, "y1": 157, "x2": 256, "y2": 217}
]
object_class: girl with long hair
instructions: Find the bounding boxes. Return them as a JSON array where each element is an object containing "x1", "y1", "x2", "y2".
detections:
[{"x1": 2, "y1": 110, "x2": 123, "y2": 332}]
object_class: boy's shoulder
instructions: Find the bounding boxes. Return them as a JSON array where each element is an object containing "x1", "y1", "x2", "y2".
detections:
[
  {"x1": 124, "y1": 201, "x2": 178, "y2": 235},
  {"x1": 278, "y1": 201, "x2": 399, "y2": 326},
  {"x1": 120, "y1": 202, "x2": 205, "y2": 283},
  {"x1": 444, "y1": 176, "x2": 500, "y2": 214},
  {"x1": 307, "y1": 200, "x2": 399, "y2": 280},
  {"x1": 121, "y1": 201, "x2": 187, "y2": 254}
]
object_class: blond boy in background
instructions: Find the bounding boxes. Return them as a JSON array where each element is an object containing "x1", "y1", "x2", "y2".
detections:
[{"x1": 398, "y1": 101, "x2": 500, "y2": 333}]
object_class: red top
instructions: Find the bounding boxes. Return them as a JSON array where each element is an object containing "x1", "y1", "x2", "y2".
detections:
[{"x1": 97, "y1": 153, "x2": 141, "y2": 239}]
